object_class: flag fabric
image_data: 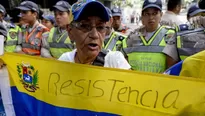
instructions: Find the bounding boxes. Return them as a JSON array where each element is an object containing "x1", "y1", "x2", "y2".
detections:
[{"x1": 1, "y1": 53, "x2": 205, "y2": 116}]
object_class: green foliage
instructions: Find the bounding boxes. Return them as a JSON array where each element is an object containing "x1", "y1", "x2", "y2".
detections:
[
  {"x1": 30, "y1": 66, "x2": 35, "y2": 71},
  {"x1": 17, "y1": 65, "x2": 22, "y2": 78},
  {"x1": 32, "y1": 70, "x2": 38, "y2": 87}
]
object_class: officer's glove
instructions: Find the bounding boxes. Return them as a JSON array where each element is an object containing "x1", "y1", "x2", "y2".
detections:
[{"x1": 189, "y1": 16, "x2": 205, "y2": 28}]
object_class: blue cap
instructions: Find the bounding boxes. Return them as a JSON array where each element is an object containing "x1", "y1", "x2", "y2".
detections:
[
  {"x1": 106, "y1": 7, "x2": 112, "y2": 18},
  {"x1": 72, "y1": 0, "x2": 109, "y2": 22},
  {"x1": 111, "y1": 8, "x2": 122, "y2": 17},
  {"x1": 42, "y1": 14, "x2": 55, "y2": 24},
  {"x1": 16, "y1": 1, "x2": 39, "y2": 13},
  {"x1": 188, "y1": 4, "x2": 205, "y2": 17},
  {"x1": 0, "y1": 4, "x2": 6, "y2": 15},
  {"x1": 142, "y1": 0, "x2": 162, "y2": 11},
  {"x1": 53, "y1": 1, "x2": 71, "y2": 12}
]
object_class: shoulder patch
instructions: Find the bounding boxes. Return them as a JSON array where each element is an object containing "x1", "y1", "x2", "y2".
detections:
[{"x1": 9, "y1": 31, "x2": 17, "y2": 39}]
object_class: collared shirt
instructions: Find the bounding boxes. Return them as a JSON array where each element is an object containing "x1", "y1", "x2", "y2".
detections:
[
  {"x1": 41, "y1": 27, "x2": 68, "y2": 58},
  {"x1": 138, "y1": 25, "x2": 161, "y2": 41},
  {"x1": 161, "y1": 11, "x2": 185, "y2": 26},
  {"x1": 28, "y1": 21, "x2": 39, "y2": 33}
]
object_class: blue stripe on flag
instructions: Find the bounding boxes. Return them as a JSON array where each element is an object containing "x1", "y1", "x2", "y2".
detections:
[{"x1": 11, "y1": 87, "x2": 118, "y2": 116}]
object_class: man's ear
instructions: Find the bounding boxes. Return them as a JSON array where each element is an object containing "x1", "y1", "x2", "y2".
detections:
[
  {"x1": 160, "y1": 11, "x2": 163, "y2": 17},
  {"x1": 110, "y1": 17, "x2": 113, "y2": 25},
  {"x1": 66, "y1": 24, "x2": 74, "y2": 41}
]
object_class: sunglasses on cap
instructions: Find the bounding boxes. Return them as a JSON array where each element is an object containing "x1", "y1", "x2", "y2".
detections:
[{"x1": 71, "y1": 0, "x2": 86, "y2": 13}]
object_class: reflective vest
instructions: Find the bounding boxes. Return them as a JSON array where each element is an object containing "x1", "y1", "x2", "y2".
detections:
[
  {"x1": 4, "y1": 25, "x2": 20, "y2": 52},
  {"x1": 48, "y1": 27, "x2": 74, "y2": 58},
  {"x1": 104, "y1": 31, "x2": 127, "y2": 51},
  {"x1": 21, "y1": 24, "x2": 49, "y2": 55},
  {"x1": 123, "y1": 26, "x2": 174, "y2": 73},
  {"x1": 176, "y1": 28, "x2": 205, "y2": 60}
]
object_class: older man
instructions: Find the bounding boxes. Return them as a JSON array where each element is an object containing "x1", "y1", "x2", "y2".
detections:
[{"x1": 59, "y1": 0, "x2": 130, "y2": 69}]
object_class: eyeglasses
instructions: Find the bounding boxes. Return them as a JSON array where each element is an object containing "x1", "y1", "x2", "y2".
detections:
[{"x1": 71, "y1": 22, "x2": 107, "y2": 33}]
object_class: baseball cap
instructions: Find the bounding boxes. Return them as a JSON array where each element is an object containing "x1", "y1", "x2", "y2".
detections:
[
  {"x1": 72, "y1": 0, "x2": 109, "y2": 22},
  {"x1": 16, "y1": 1, "x2": 39, "y2": 13},
  {"x1": 53, "y1": 1, "x2": 71, "y2": 12},
  {"x1": 42, "y1": 14, "x2": 55, "y2": 24},
  {"x1": 111, "y1": 8, "x2": 121, "y2": 17},
  {"x1": 142, "y1": 0, "x2": 162, "y2": 11},
  {"x1": 106, "y1": 7, "x2": 112, "y2": 18},
  {"x1": 0, "y1": 4, "x2": 6, "y2": 15},
  {"x1": 188, "y1": 4, "x2": 205, "y2": 17}
]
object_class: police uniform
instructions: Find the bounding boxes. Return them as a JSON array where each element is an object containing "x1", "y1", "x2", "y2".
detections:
[
  {"x1": 123, "y1": 0, "x2": 176, "y2": 73},
  {"x1": 4, "y1": 23, "x2": 21, "y2": 52},
  {"x1": 163, "y1": 24, "x2": 205, "y2": 62},
  {"x1": 103, "y1": 7, "x2": 127, "y2": 51},
  {"x1": 41, "y1": 1, "x2": 74, "y2": 58},
  {"x1": 0, "y1": 4, "x2": 21, "y2": 53},
  {"x1": 15, "y1": 1, "x2": 49, "y2": 56}
]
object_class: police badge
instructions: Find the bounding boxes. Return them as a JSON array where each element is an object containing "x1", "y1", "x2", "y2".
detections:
[{"x1": 9, "y1": 32, "x2": 17, "y2": 39}]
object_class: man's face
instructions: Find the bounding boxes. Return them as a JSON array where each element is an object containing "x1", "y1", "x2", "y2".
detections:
[
  {"x1": 55, "y1": 10, "x2": 70, "y2": 28},
  {"x1": 42, "y1": 19, "x2": 53, "y2": 29},
  {"x1": 112, "y1": 16, "x2": 121, "y2": 30},
  {"x1": 0, "y1": 12, "x2": 4, "y2": 21},
  {"x1": 176, "y1": 4, "x2": 182, "y2": 14},
  {"x1": 20, "y1": 10, "x2": 37, "y2": 23},
  {"x1": 142, "y1": 8, "x2": 162, "y2": 30},
  {"x1": 105, "y1": 17, "x2": 113, "y2": 35},
  {"x1": 67, "y1": 16, "x2": 106, "y2": 58}
]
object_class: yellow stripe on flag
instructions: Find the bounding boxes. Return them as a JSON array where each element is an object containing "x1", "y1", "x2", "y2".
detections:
[{"x1": 2, "y1": 52, "x2": 205, "y2": 116}]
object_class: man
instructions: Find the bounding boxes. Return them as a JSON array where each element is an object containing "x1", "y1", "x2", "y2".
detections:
[
  {"x1": 41, "y1": 1, "x2": 74, "y2": 59},
  {"x1": 103, "y1": 7, "x2": 127, "y2": 51},
  {"x1": 0, "y1": 4, "x2": 7, "y2": 28},
  {"x1": 0, "y1": 22, "x2": 8, "y2": 69},
  {"x1": 0, "y1": 4, "x2": 21, "y2": 53},
  {"x1": 59, "y1": 0, "x2": 130, "y2": 69},
  {"x1": 123, "y1": 0, "x2": 175, "y2": 73},
  {"x1": 42, "y1": 14, "x2": 55, "y2": 30},
  {"x1": 111, "y1": 8, "x2": 129, "y2": 35},
  {"x1": 15, "y1": 1, "x2": 49, "y2": 56},
  {"x1": 187, "y1": 4, "x2": 205, "y2": 21},
  {"x1": 161, "y1": 0, "x2": 184, "y2": 26}
]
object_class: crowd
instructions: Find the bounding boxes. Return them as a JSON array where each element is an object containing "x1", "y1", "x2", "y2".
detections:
[{"x1": 0, "y1": 0, "x2": 205, "y2": 77}]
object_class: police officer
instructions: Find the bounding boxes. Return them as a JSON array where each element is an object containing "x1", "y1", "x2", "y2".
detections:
[
  {"x1": 15, "y1": 1, "x2": 49, "y2": 56},
  {"x1": 111, "y1": 8, "x2": 129, "y2": 35},
  {"x1": 42, "y1": 14, "x2": 55, "y2": 30},
  {"x1": 163, "y1": 5, "x2": 205, "y2": 68},
  {"x1": 41, "y1": 1, "x2": 73, "y2": 58},
  {"x1": 187, "y1": 4, "x2": 205, "y2": 21},
  {"x1": 0, "y1": 4, "x2": 21, "y2": 53},
  {"x1": 123, "y1": 0, "x2": 175, "y2": 73},
  {"x1": 0, "y1": 22, "x2": 8, "y2": 69},
  {"x1": 103, "y1": 7, "x2": 127, "y2": 51}
]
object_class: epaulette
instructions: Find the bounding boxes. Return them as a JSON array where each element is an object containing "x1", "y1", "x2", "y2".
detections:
[
  {"x1": 163, "y1": 25, "x2": 176, "y2": 30},
  {"x1": 7, "y1": 23, "x2": 16, "y2": 28}
]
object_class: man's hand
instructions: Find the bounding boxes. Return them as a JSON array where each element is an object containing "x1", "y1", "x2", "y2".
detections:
[
  {"x1": 189, "y1": 16, "x2": 205, "y2": 28},
  {"x1": 0, "y1": 58, "x2": 5, "y2": 69}
]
